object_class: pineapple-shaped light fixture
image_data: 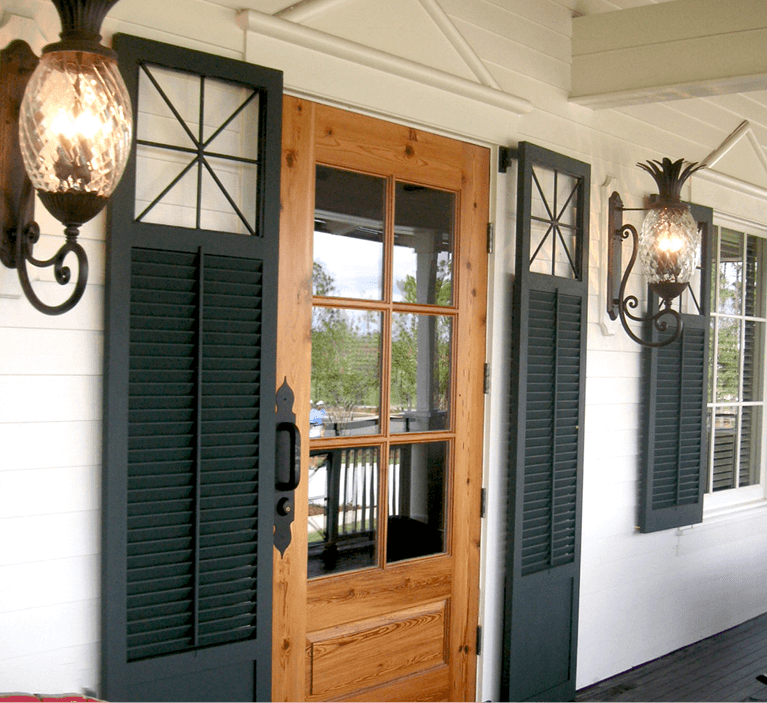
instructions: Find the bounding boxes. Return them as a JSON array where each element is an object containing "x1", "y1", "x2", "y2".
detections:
[
  {"x1": 607, "y1": 157, "x2": 704, "y2": 348},
  {"x1": 637, "y1": 158, "x2": 704, "y2": 303},
  {"x1": 1, "y1": 0, "x2": 132, "y2": 315}
]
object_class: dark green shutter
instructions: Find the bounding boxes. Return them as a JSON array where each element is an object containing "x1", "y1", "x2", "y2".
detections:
[
  {"x1": 102, "y1": 35, "x2": 281, "y2": 701},
  {"x1": 503, "y1": 142, "x2": 590, "y2": 702},
  {"x1": 639, "y1": 203, "x2": 712, "y2": 533}
]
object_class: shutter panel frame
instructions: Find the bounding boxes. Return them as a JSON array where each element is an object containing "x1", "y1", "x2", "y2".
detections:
[
  {"x1": 503, "y1": 142, "x2": 590, "y2": 702},
  {"x1": 639, "y1": 202, "x2": 713, "y2": 534},
  {"x1": 102, "y1": 34, "x2": 282, "y2": 701}
]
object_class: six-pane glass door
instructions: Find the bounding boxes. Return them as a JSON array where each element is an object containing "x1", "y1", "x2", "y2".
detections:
[{"x1": 309, "y1": 166, "x2": 456, "y2": 577}]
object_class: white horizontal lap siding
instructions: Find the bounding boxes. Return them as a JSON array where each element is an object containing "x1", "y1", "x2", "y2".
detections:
[
  {"x1": 0, "y1": 216, "x2": 104, "y2": 693},
  {"x1": 0, "y1": 0, "x2": 249, "y2": 692}
]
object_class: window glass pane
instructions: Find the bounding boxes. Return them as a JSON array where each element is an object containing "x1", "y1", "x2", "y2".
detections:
[
  {"x1": 711, "y1": 407, "x2": 737, "y2": 491},
  {"x1": 202, "y1": 80, "x2": 259, "y2": 160},
  {"x1": 745, "y1": 234, "x2": 764, "y2": 318},
  {"x1": 718, "y1": 228, "x2": 743, "y2": 315},
  {"x1": 311, "y1": 308, "x2": 382, "y2": 436},
  {"x1": 199, "y1": 156, "x2": 257, "y2": 234},
  {"x1": 387, "y1": 442, "x2": 447, "y2": 563},
  {"x1": 743, "y1": 320, "x2": 764, "y2": 402},
  {"x1": 739, "y1": 406, "x2": 761, "y2": 488},
  {"x1": 314, "y1": 166, "x2": 385, "y2": 300},
  {"x1": 135, "y1": 67, "x2": 260, "y2": 234},
  {"x1": 308, "y1": 447, "x2": 379, "y2": 578},
  {"x1": 390, "y1": 313, "x2": 452, "y2": 433},
  {"x1": 715, "y1": 317, "x2": 741, "y2": 403},
  {"x1": 137, "y1": 65, "x2": 199, "y2": 150},
  {"x1": 135, "y1": 145, "x2": 197, "y2": 227},
  {"x1": 529, "y1": 166, "x2": 580, "y2": 279},
  {"x1": 392, "y1": 183, "x2": 454, "y2": 306},
  {"x1": 708, "y1": 317, "x2": 716, "y2": 404},
  {"x1": 708, "y1": 227, "x2": 765, "y2": 495}
]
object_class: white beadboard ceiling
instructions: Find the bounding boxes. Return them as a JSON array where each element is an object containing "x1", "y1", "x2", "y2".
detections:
[{"x1": 221, "y1": 0, "x2": 767, "y2": 181}]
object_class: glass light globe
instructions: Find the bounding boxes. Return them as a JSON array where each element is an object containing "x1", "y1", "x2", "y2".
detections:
[
  {"x1": 638, "y1": 203, "x2": 700, "y2": 301},
  {"x1": 18, "y1": 49, "x2": 133, "y2": 226}
]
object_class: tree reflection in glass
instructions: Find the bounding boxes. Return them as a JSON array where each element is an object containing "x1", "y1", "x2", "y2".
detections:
[
  {"x1": 390, "y1": 313, "x2": 451, "y2": 433},
  {"x1": 311, "y1": 305, "x2": 382, "y2": 436}
]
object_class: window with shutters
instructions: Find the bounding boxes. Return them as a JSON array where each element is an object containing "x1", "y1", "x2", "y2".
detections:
[{"x1": 706, "y1": 221, "x2": 767, "y2": 510}]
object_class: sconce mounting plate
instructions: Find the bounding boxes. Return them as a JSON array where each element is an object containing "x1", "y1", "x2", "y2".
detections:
[{"x1": 0, "y1": 40, "x2": 38, "y2": 271}]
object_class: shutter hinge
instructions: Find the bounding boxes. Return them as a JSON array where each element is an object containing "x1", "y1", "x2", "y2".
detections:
[
  {"x1": 487, "y1": 222, "x2": 495, "y2": 254},
  {"x1": 483, "y1": 363, "x2": 490, "y2": 394},
  {"x1": 498, "y1": 145, "x2": 517, "y2": 173},
  {"x1": 480, "y1": 487, "x2": 487, "y2": 519},
  {"x1": 476, "y1": 625, "x2": 483, "y2": 656}
]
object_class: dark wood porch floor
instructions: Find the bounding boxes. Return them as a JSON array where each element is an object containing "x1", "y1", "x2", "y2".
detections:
[{"x1": 576, "y1": 611, "x2": 767, "y2": 702}]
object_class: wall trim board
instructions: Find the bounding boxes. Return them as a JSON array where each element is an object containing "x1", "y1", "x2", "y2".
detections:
[
  {"x1": 276, "y1": 0, "x2": 501, "y2": 90},
  {"x1": 236, "y1": 9, "x2": 531, "y2": 115}
]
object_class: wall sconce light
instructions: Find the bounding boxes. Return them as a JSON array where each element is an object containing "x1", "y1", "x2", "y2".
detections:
[
  {"x1": 607, "y1": 158, "x2": 704, "y2": 347},
  {"x1": 0, "y1": 0, "x2": 132, "y2": 315}
]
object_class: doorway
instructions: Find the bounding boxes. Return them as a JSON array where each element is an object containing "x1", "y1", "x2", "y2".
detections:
[{"x1": 273, "y1": 98, "x2": 490, "y2": 702}]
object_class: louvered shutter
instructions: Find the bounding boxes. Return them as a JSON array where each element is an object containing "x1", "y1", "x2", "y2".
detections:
[
  {"x1": 640, "y1": 203, "x2": 712, "y2": 533},
  {"x1": 103, "y1": 35, "x2": 281, "y2": 701},
  {"x1": 502, "y1": 143, "x2": 589, "y2": 702}
]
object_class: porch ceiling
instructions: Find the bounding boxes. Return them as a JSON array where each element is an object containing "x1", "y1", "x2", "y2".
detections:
[
  {"x1": 203, "y1": 0, "x2": 767, "y2": 179},
  {"x1": 570, "y1": 0, "x2": 767, "y2": 109}
]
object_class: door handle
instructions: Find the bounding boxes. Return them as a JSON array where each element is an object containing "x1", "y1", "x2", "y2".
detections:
[
  {"x1": 274, "y1": 378, "x2": 300, "y2": 557},
  {"x1": 275, "y1": 420, "x2": 300, "y2": 492}
]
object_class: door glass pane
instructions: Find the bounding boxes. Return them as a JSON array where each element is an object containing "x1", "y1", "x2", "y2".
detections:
[
  {"x1": 393, "y1": 183, "x2": 454, "y2": 306},
  {"x1": 390, "y1": 313, "x2": 452, "y2": 433},
  {"x1": 314, "y1": 166, "x2": 385, "y2": 299},
  {"x1": 308, "y1": 447, "x2": 379, "y2": 577},
  {"x1": 387, "y1": 442, "x2": 447, "y2": 563},
  {"x1": 311, "y1": 307, "x2": 382, "y2": 436}
]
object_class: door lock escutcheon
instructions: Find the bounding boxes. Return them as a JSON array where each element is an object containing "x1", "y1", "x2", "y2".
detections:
[{"x1": 274, "y1": 377, "x2": 301, "y2": 557}]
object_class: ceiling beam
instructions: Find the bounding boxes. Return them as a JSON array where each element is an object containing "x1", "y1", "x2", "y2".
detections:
[{"x1": 570, "y1": 0, "x2": 767, "y2": 109}]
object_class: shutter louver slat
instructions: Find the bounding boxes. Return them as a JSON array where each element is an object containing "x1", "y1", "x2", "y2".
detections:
[
  {"x1": 126, "y1": 249, "x2": 263, "y2": 662},
  {"x1": 127, "y1": 248, "x2": 196, "y2": 661},
  {"x1": 197, "y1": 253, "x2": 261, "y2": 648},
  {"x1": 521, "y1": 290, "x2": 582, "y2": 575},
  {"x1": 649, "y1": 326, "x2": 706, "y2": 512}
]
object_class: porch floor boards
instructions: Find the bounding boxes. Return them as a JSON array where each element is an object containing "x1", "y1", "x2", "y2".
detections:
[{"x1": 576, "y1": 611, "x2": 767, "y2": 702}]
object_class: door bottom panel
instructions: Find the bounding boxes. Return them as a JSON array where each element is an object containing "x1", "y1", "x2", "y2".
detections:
[{"x1": 307, "y1": 600, "x2": 449, "y2": 700}]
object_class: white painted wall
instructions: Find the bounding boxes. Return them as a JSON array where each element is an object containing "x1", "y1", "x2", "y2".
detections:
[{"x1": 3, "y1": 0, "x2": 767, "y2": 698}]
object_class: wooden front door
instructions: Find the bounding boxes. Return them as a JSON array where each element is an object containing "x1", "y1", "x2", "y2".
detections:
[{"x1": 273, "y1": 97, "x2": 488, "y2": 702}]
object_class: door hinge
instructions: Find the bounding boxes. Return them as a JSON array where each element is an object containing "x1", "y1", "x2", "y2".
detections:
[
  {"x1": 476, "y1": 625, "x2": 483, "y2": 656},
  {"x1": 487, "y1": 222, "x2": 494, "y2": 254},
  {"x1": 483, "y1": 363, "x2": 490, "y2": 394},
  {"x1": 480, "y1": 487, "x2": 487, "y2": 519}
]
